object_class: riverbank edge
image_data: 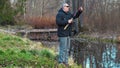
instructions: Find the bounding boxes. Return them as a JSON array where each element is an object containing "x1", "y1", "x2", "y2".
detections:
[{"x1": 75, "y1": 34, "x2": 120, "y2": 43}]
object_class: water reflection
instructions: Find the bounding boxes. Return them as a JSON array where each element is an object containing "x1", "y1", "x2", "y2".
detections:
[
  {"x1": 102, "y1": 44, "x2": 117, "y2": 68},
  {"x1": 70, "y1": 38, "x2": 120, "y2": 68}
]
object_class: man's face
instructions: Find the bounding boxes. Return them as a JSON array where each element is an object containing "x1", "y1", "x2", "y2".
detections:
[{"x1": 63, "y1": 4, "x2": 70, "y2": 12}]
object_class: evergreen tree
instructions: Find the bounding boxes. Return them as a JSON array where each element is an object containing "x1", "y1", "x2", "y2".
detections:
[{"x1": 0, "y1": 0, "x2": 26, "y2": 26}]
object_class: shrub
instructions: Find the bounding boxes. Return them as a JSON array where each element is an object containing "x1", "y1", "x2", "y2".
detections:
[{"x1": 26, "y1": 16, "x2": 56, "y2": 29}]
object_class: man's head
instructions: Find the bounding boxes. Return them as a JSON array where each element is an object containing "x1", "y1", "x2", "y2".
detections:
[{"x1": 62, "y1": 3, "x2": 70, "y2": 12}]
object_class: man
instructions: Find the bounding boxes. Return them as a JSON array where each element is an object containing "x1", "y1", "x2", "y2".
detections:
[{"x1": 56, "y1": 3, "x2": 83, "y2": 66}]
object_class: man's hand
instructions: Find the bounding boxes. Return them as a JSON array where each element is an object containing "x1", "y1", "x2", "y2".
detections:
[
  {"x1": 68, "y1": 18, "x2": 73, "y2": 24},
  {"x1": 78, "y1": 7, "x2": 83, "y2": 11}
]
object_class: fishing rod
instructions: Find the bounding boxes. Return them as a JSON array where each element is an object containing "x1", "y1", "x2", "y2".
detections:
[
  {"x1": 64, "y1": 10, "x2": 78, "y2": 30},
  {"x1": 64, "y1": 7, "x2": 83, "y2": 30},
  {"x1": 64, "y1": 18, "x2": 73, "y2": 30},
  {"x1": 64, "y1": 0, "x2": 84, "y2": 30}
]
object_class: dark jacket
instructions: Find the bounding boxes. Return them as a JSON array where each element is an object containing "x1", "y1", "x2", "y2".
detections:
[{"x1": 56, "y1": 8, "x2": 82, "y2": 37}]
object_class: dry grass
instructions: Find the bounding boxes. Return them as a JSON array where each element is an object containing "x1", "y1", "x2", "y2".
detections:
[{"x1": 26, "y1": 16, "x2": 56, "y2": 29}]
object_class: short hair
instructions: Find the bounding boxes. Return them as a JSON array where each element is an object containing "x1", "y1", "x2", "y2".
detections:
[{"x1": 62, "y1": 3, "x2": 69, "y2": 8}]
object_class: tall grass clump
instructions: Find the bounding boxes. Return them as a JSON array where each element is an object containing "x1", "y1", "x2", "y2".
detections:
[{"x1": 39, "y1": 49, "x2": 55, "y2": 59}]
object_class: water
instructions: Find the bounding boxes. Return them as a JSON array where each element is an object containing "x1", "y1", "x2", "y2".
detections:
[
  {"x1": 70, "y1": 38, "x2": 120, "y2": 68},
  {"x1": 101, "y1": 43, "x2": 120, "y2": 68}
]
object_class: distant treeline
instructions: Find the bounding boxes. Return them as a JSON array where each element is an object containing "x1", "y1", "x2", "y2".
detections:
[{"x1": 83, "y1": 0, "x2": 120, "y2": 34}]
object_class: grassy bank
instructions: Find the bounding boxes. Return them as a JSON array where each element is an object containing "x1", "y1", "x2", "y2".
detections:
[
  {"x1": 0, "y1": 32, "x2": 57, "y2": 68},
  {"x1": 0, "y1": 32, "x2": 82, "y2": 68}
]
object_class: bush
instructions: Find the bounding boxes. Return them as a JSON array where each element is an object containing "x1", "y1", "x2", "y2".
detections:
[{"x1": 26, "y1": 16, "x2": 56, "y2": 29}]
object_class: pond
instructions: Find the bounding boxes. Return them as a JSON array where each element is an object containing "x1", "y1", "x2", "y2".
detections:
[{"x1": 70, "y1": 38, "x2": 120, "y2": 68}]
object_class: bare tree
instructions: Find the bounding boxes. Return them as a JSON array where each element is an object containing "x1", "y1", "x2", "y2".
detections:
[{"x1": 83, "y1": 0, "x2": 120, "y2": 34}]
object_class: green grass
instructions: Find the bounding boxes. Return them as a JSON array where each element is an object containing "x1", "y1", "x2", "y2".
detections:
[
  {"x1": 0, "y1": 49, "x2": 56, "y2": 67},
  {"x1": 0, "y1": 33, "x2": 29, "y2": 50},
  {"x1": 0, "y1": 32, "x2": 57, "y2": 67}
]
